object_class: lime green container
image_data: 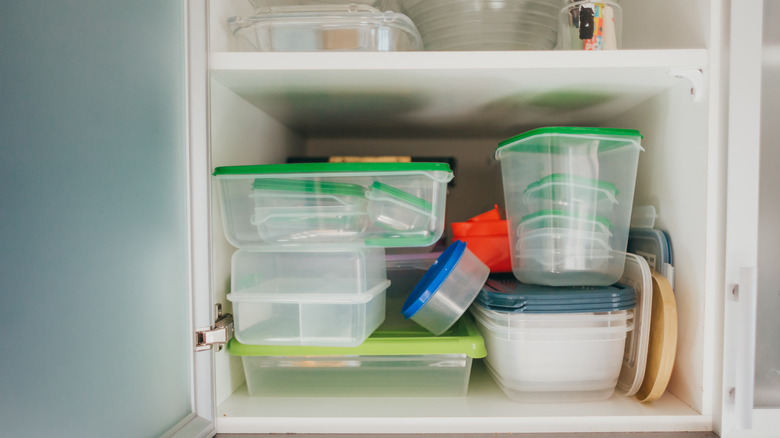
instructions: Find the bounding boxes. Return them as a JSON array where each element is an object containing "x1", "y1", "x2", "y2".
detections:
[{"x1": 229, "y1": 314, "x2": 486, "y2": 397}]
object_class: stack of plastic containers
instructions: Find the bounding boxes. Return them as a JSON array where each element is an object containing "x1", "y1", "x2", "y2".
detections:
[
  {"x1": 398, "y1": 0, "x2": 560, "y2": 51},
  {"x1": 214, "y1": 162, "x2": 496, "y2": 396},
  {"x1": 476, "y1": 126, "x2": 645, "y2": 402},
  {"x1": 495, "y1": 127, "x2": 643, "y2": 287}
]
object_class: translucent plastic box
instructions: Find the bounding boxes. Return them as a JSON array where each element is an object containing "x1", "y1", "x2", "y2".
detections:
[
  {"x1": 227, "y1": 246, "x2": 388, "y2": 347},
  {"x1": 228, "y1": 5, "x2": 423, "y2": 52},
  {"x1": 214, "y1": 162, "x2": 453, "y2": 248},
  {"x1": 471, "y1": 304, "x2": 633, "y2": 402},
  {"x1": 558, "y1": 1, "x2": 622, "y2": 50},
  {"x1": 495, "y1": 127, "x2": 643, "y2": 286},
  {"x1": 228, "y1": 315, "x2": 486, "y2": 397}
]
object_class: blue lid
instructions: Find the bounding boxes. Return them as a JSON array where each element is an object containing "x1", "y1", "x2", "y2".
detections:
[
  {"x1": 402, "y1": 241, "x2": 467, "y2": 318},
  {"x1": 627, "y1": 228, "x2": 672, "y2": 270},
  {"x1": 476, "y1": 274, "x2": 636, "y2": 312}
]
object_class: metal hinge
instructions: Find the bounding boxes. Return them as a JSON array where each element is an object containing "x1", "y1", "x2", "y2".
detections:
[{"x1": 195, "y1": 303, "x2": 233, "y2": 352}]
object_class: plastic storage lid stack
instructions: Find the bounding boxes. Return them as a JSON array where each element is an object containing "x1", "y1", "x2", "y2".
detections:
[
  {"x1": 470, "y1": 275, "x2": 637, "y2": 402},
  {"x1": 227, "y1": 246, "x2": 389, "y2": 347},
  {"x1": 227, "y1": 315, "x2": 486, "y2": 397},
  {"x1": 228, "y1": 5, "x2": 423, "y2": 52},
  {"x1": 398, "y1": 0, "x2": 560, "y2": 51},
  {"x1": 402, "y1": 241, "x2": 490, "y2": 335},
  {"x1": 495, "y1": 127, "x2": 643, "y2": 286},
  {"x1": 213, "y1": 162, "x2": 453, "y2": 248}
]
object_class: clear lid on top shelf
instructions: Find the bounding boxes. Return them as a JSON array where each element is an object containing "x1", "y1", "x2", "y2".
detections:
[{"x1": 247, "y1": 0, "x2": 392, "y2": 13}]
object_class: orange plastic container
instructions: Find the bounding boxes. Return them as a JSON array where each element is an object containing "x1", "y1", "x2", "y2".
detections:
[{"x1": 451, "y1": 205, "x2": 512, "y2": 273}]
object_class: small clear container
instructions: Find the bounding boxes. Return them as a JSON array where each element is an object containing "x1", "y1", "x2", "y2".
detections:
[
  {"x1": 470, "y1": 303, "x2": 633, "y2": 402},
  {"x1": 523, "y1": 174, "x2": 619, "y2": 217},
  {"x1": 228, "y1": 279, "x2": 388, "y2": 347},
  {"x1": 228, "y1": 5, "x2": 423, "y2": 52},
  {"x1": 558, "y1": 1, "x2": 622, "y2": 50},
  {"x1": 365, "y1": 181, "x2": 434, "y2": 232},
  {"x1": 496, "y1": 127, "x2": 643, "y2": 286},
  {"x1": 214, "y1": 162, "x2": 453, "y2": 248},
  {"x1": 228, "y1": 314, "x2": 486, "y2": 397},
  {"x1": 515, "y1": 228, "x2": 615, "y2": 286},
  {"x1": 402, "y1": 241, "x2": 490, "y2": 335}
]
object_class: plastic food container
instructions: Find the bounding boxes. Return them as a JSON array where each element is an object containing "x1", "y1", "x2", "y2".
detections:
[
  {"x1": 384, "y1": 251, "x2": 441, "y2": 329},
  {"x1": 365, "y1": 181, "x2": 434, "y2": 232},
  {"x1": 228, "y1": 314, "x2": 486, "y2": 397},
  {"x1": 471, "y1": 303, "x2": 634, "y2": 402},
  {"x1": 228, "y1": 5, "x2": 423, "y2": 52},
  {"x1": 558, "y1": 1, "x2": 622, "y2": 50},
  {"x1": 523, "y1": 174, "x2": 619, "y2": 217},
  {"x1": 495, "y1": 127, "x2": 643, "y2": 286},
  {"x1": 398, "y1": 0, "x2": 559, "y2": 51},
  {"x1": 451, "y1": 205, "x2": 512, "y2": 273},
  {"x1": 214, "y1": 162, "x2": 453, "y2": 248},
  {"x1": 227, "y1": 246, "x2": 389, "y2": 346},
  {"x1": 402, "y1": 241, "x2": 490, "y2": 335}
]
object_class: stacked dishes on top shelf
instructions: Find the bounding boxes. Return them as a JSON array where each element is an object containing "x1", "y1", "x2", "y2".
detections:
[{"x1": 398, "y1": 0, "x2": 560, "y2": 51}]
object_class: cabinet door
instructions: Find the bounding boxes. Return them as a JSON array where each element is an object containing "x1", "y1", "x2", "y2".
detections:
[
  {"x1": 0, "y1": 0, "x2": 213, "y2": 436},
  {"x1": 721, "y1": 1, "x2": 780, "y2": 437}
]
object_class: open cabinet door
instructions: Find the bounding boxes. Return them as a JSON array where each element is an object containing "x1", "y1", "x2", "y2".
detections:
[
  {"x1": 721, "y1": 0, "x2": 780, "y2": 437},
  {"x1": 0, "y1": 0, "x2": 214, "y2": 436}
]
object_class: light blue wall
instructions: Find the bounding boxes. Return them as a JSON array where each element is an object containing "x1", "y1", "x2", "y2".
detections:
[{"x1": 0, "y1": 1, "x2": 192, "y2": 436}]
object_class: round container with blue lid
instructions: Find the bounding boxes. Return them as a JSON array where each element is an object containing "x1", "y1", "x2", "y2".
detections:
[{"x1": 402, "y1": 240, "x2": 490, "y2": 335}]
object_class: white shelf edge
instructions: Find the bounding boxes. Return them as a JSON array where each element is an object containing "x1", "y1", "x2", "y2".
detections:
[{"x1": 210, "y1": 49, "x2": 709, "y2": 72}]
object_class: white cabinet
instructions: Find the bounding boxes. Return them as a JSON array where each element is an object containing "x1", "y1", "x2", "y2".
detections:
[{"x1": 183, "y1": 0, "x2": 776, "y2": 435}]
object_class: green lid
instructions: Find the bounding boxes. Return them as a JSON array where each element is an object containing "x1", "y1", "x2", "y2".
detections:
[
  {"x1": 496, "y1": 127, "x2": 643, "y2": 158},
  {"x1": 524, "y1": 173, "x2": 619, "y2": 199},
  {"x1": 520, "y1": 209, "x2": 612, "y2": 229},
  {"x1": 228, "y1": 314, "x2": 486, "y2": 358},
  {"x1": 252, "y1": 178, "x2": 365, "y2": 198},
  {"x1": 367, "y1": 181, "x2": 433, "y2": 212},
  {"x1": 214, "y1": 162, "x2": 452, "y2": 176}
]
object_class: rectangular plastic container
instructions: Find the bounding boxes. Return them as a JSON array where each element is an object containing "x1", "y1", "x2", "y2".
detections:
[
  {"x1": 227, "y1": 246, "x2": 389, "y2": 347},
  {"x1": 558, "y1": 1, "x2": 622, "y2": 50},
  {"x1": 495, "y1": 127, "x2": 643, "y2": 286},
  {"x1": 214, "y1": 162, "x2": 453, "y2": 248},
  {"x1": 228, "y1": 315, "x2": 486, "y2": 397},
  {"x1": 227, "y1": 5, "x2": 423, "y2": 52},
  {"x1": 470, "y1": 303, "x2": 633, "y2": 402}
]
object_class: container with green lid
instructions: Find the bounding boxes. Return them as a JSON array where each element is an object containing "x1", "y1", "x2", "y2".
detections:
[
  {"x1": 214, "y1": 162, "x2": 453, "y2": 248},
  {"x1": 229, "y1": 314, "x2": 486, "y2": 397},
  {"x1": 495, "y1": 127, "x2": 642, "y2": 286}
]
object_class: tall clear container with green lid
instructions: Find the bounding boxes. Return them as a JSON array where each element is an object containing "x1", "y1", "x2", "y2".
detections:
[
  {"x1": 495, "y1": 127, "x2": 643, "y2": 286},
  {"x1": 214, "y1": 162, "x2": 453, "y2": 248}
]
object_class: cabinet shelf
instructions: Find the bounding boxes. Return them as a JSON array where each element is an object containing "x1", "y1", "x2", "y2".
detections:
[
  {"x1": 215, "y1": 360, "x2": 709, "y2": 434},
  {"x1": 210, "y1": 49, "x2": 708, "y2": 138}
]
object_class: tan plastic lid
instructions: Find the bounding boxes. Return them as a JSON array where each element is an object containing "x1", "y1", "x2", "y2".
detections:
[{"x1": 636, "y1": 270, "x2": 678, "y2": 402}]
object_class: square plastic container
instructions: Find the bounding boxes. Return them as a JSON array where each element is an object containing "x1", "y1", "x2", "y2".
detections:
[
  {"x1": 214, "y1": 162, "x2": 453, "y2": 248},
  {"x1": 228, "y1": 314, "x2": 486, "y2": 397},
  {"x1": 470, "y1": 303, "x2": 633, "y2": 402},
  {"x1": 495, "y1": 127, "x2": 643, "y2": 286},
  {"x1": 227, "y1": 246, "x2": 389, "y2": 347},
  {"x1": 523, "y1": 174, "x2": 619, "y2": 217},
  {"x1": 227, "y1": 5, "x2": 423, "y2": 52},
  {"x1": 558, "y1": 1, "x2": 622, "y2": 50}
]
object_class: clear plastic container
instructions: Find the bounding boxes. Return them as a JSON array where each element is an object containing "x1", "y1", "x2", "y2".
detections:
[
  {"x1": 247, "y1": 0, "x2": 391, "y2": 12},
  {"x1": 470, "y1": 304, "x2": 633, "y2": 402},
  {"x1": 228, "y1": 314, "x2": 486, "y2": 397},
  {"x1": 402, "y1": 241, "x2": 490, "y2": 335},
  {"x1": 398, "y1": 0, "x2": 559, "y2": 51},
  {"x1": 228, "y1": 279, "x2": 387, "y2": 347},
  {"x1": 495, "y1": 127, "x2": 643, "y2": 286},
  {"x1": 228, "y1": 5, "x2": 423, "y2": 52},
  {"x1": 523, "y1": 174, "x2": 619, "y2": 217},
  {"x1": 558, "y1": 1, "x2": 622, "y2": 50},
  {"x1": 214, "y1": 162, "x2": 453, "y2": 248},
  {"x1": 365, "y1": 181, "x2": 434, "y2": 232},
  {"x1": 231, "y1": 246, "x2": 387, "y2": 296}
]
